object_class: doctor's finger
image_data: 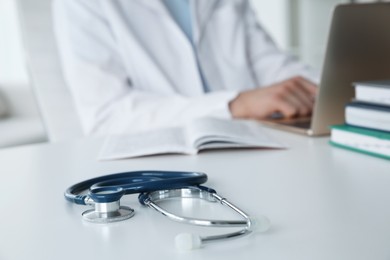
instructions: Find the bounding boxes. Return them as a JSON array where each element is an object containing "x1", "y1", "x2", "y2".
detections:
[
  {"x1": 281, "y1": 84, "x2": 313, "y2": 116},
  {"x1": 288, "y1": 85, "x2": 315, "y2": 113},
  {"x1": 282, "y1": 94, "x2": 311, "y2": 117},
  {"x1": 275, "y1": 100, "x2": 299, "y2": 118},
  {"x1": 294, "y1": 77, "x2": 318, "y2": 97}
]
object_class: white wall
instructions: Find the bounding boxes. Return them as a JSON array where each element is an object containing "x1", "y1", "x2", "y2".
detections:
[
  {"x1": 251, "y1": 0, "x2": 350, "y2": 70},
  {"x1": 0, "y1": 0, "x2": 29, "y2": 86},
  {"x1": 250, "y1": 0, "x2": 291, "y2": 50}
]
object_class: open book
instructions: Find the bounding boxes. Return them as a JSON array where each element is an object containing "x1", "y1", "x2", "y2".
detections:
[{"x1": 99, "y1": 117, "x2": 286, "y2": 160}]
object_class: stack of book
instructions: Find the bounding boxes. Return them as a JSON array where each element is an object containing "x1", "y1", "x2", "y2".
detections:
[{"x1": 330, "y1": 80, "x2": 390, "y2": 159}]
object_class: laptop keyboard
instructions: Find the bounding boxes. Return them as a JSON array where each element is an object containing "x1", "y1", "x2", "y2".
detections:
[{"x1": 279, "y1": 119, "x2": 312, "y2": 129}]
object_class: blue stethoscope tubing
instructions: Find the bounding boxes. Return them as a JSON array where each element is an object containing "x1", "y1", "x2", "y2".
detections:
[{"x1": 65, "y1": 170, "x2": 208, "y2": 205}]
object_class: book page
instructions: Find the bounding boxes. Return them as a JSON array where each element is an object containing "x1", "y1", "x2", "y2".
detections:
[
  {"x1": 185, "y1": 117, "x2": 286, "y2": 150},
  {"x1": 98, "y1": 127, "x2": 195, "y2": 160}
]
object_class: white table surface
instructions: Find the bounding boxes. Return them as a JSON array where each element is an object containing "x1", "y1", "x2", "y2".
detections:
[{"x1": 0, "y1": 128, "x2": 389, "y2": 260}]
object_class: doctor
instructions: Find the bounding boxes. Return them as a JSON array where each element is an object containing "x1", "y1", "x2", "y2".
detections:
[{"x1": 54, "y1": 0, "x2": 318, "y2": 136}]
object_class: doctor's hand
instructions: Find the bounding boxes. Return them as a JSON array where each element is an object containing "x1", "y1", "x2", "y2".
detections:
[{"x1": 229, "y1": 76, "x2": 318, "y2": 119}]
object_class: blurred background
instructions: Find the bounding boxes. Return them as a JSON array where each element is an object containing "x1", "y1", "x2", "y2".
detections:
[{"x1": 0, "y1": 0, "x2": 384, "y2": 148}]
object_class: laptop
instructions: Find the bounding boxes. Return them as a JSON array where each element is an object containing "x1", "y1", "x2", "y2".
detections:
[{"x1": 262, "y1": 3, "x2": 390, "y2": 136}]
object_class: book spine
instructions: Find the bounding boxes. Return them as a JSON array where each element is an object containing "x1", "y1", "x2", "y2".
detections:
[
  {"x1": 345, "y1": 103, "x2": 390, "y2": 133},
  {"x1": 330, "y1": 126, "x2": 390, "y2": 160},
  {"x1": 329, "y1": 141, "x2": 390, "y2": 160},
  {"x1": 354, "y1": 84, "x2": 390, "y2": 106}
]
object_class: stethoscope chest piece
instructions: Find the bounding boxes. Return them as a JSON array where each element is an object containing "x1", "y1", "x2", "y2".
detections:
[{"x1": 82, "y1": 200, "x2": 135, "y2": 223}]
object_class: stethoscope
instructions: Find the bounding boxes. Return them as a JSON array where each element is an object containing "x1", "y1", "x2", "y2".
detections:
[{"x1": 65, "y1": 171, "x2": 270, "y2": 250}]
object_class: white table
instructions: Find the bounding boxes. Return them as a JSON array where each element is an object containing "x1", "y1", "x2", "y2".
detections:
[{"x1": 1, "y1": 128, "x2": 389, "y2": 260}]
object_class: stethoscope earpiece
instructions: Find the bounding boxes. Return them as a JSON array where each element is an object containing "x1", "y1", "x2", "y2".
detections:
[
  {"x1": 175, "y1": 233, "x2": 202, "y2": 250},
  {"x1": 249, "y1": 215, "x2": 271, "y2": 233}
]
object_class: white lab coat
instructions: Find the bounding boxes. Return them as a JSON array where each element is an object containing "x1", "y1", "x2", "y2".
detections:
[{"x1": 53, "y1": 0, "x2": 317, "y2": 136}]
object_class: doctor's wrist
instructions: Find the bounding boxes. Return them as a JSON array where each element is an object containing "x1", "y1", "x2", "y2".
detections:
[{"x1": 229, "y1": 92, "x2": 248, "y2": 119}]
